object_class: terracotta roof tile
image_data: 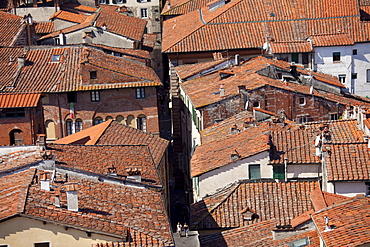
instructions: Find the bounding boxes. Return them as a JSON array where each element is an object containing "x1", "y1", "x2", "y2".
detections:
[
  {"x1": 311, "y1": 196, "x2": 370, "y2": 247},
  {"x1": 161, "y1": 0, "x2": 213, "y2": 15},
  {"x1": 163, "y1": 0, "x2": 369, "y2": 53},
  {"x1": 0, "y1": 147, "x2": 43, "y2": 173},
  {"x1": 50, "y1": 10, "x2": 88, "y2": 23},
  {"x1": 47, "y1": 144, "x2": 162, "y2": 186},
  {"x1": 21, "y1": 170, "x2": 174, "y2": 245},
  {"x1": 191, "y1": 125, "x2": 271, "y2": 177},
  {"x1": 143, "y1": 33, "x2": 157, "y2": 49},
  {"x1": 61, "y1": 2, "x2": 98, "y2": 13},
  {"x1": 270, "y1": 41, "x2": 313, "y2": 53},
  {"x1": 0, "y1": 168, "x2": 36, "y2": 221},
  {"x1": 0, "y1": 11, "x2": 25, "y2": 47},
  {"x1": 88, "y1": 44, "x2": 151, "y2": 60},
  {"x1": 0, "y1": 92, "x2": 41, "y2": 108},
  {"x1": 35, "y1": 22, "x2": 54, "y2": 34},
  {"x1": 0, "y1": 46, "x2": 161, "y2": 93},
  {"x1": 191, "y1": 180, "x2": 320, "y2": 229},
  {"x1": 309, "y1": 33, "x2": 354, "y2": 47},
  {"x1": 326, "y1": 143, "x2": 370, "y2": 181}
]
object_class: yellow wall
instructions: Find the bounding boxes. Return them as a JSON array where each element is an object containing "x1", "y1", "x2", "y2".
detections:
[{"x1": 0, "y1": 216, "x2": 121, "y2": 247}]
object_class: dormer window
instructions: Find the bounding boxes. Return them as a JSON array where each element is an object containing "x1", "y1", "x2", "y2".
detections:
[
  {"x1": 298, "y1": 97, "x2": 306, "y2": 106},
  {"x1": 90, "y1": 71, "x2": 97, "y2": 79},
  {"x1": 52, "y1": 55, "x2": 60, "y2": 62}
]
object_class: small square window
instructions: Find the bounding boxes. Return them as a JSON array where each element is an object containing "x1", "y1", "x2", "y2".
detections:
[
  {"x1": 52, "y1": 55, "x2": 60, "y2": 62},
  {"x1": 338, "y1": 74, "x2": 346, "y2": 84},
  {"x1": 297, "y1": 116, "x2": 308, "y2": 124},
  {"x1": 136, "y1": 88, "x2": 145, "y2": 99},
  {"x1": 34, "y1": 243, "x2": 50, "y2": 247},
  {"x1": 67, "y1": 92, "x2": 77, "y2": 103},
  {"x1": 298, "y1": 97, "x2": 305, "y2": 106},
  {"x1": 276, "y1": 72, "x2": 282, "y2": 79},
  {"x1": 90, "y1": 71, "x2": 97, "y2": 79},
  {"x1": 330, "y1": 113, "x2": 338, "y2": 120},
  {"x1": 273, "y1": 166, "x2": 285, "y2": 180},
  {"x1": 140, "y1": 8, "x2": 148, "y2": 18},
  {"x1": 253, "y1": 101, "x2": 260, "y2": 108},
  {"x1": 91, "y1": 91, "x2": 100, "y2": 102},
  {"x1": 353, "y1": 49, "x2": 357, "y2": 55},
  {"x1": 352, "y1": 73, "x2": 357, "y2": 79},
  {"x1": 249, "y1": 164, "x2": 260, "y2": 180},
  {"x1": 333, "y1": 52, "x2": 340, "y2": 62}
]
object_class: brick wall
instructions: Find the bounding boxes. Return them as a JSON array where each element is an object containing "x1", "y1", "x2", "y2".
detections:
[{"x1": 43, "y1": 87, "x2": 159, "y2": 139}]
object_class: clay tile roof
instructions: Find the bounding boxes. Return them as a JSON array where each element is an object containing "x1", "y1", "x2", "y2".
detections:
[
  {"x1": 143, "y1": 34, "x2": 157, "y2": 49},
  {"x1": 311, "y1": 196, "x2": 370, "y2": 247},
  {"x1": 200, "y1": 110, "x2": 254, "y2": 144},
  {"x1": 35, "y1": 22, "x2": 54, "y2": 34},
  {"x1": 95, "y1": 5, "x2": 147, "y2": 42},
  {"x1": 326, "y1": 143, "x2": 370, "y2": 181},
  {"x1": 0, "y1": 146, "x2": 42, "y2": 173},
  {"x1": 162, "y1": 0, "x2": 368, "y2": 54},
  {"x1": 47, "y1": 144, "x2": 162, "y2": 186},
  {"x1": 309, "y1": 188, "x2": 349, "y2": 211},
  {"x1": 22, "y1": 171, "x2": 174, "y2": 245},
  {"x1": 61, "y1": 2, "x2": 98, "y2": 13},
  {"x1": 0, "y1": 11, "x2": 25, "y2": 47},
  {"x1": 87, "y1": 44, "x2": 151, "y2": 60},
  {"x1": 191, "y1": 180, "x2": 320, "y2": 229},
  {"x1": 50, "y1": 10, "x2": 88, "y2": 23},
  {"x1": 309, "y1": 33, "x2": 354, "y2": 47},
  {"x1": 191, "y1": 125, "x2": 270, "y2": 177},
  {"x1": 175, "y1": 57, "x2": 230, "y2": 80},
  {"x1": 0, "y1": 92, "x2": 41, "y2": 108},
  {"x1": 0, "y1": 46, "x2": 161, "y2": 93},
  {"x1": 161, "y1": 0, "x2": 213, "y2": 15},
  {"x1": 270, "y1": 41, "x2": 313, "y2": 53},
  {"x1": 0, "y1": 168, "x2": 36, "y2": 221},
  {"x1": 55, "y1": 120, "x2": 169, "y2": 166}
]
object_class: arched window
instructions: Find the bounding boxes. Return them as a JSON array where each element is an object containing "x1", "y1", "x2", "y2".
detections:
[
  {"x1": 105, "y1": 116, "x2": 113, "y2": 121},
  {"x1": 45, "y1": 120, "x2": 56, "y2": 140},
  {"x1": 94, "y1": 116, "x2": 103, "y2": 125},
  {"x1": 66, "y1": 119, "x2": 73, "y2": 136},
  {"x1": 137, "y1": 114, "x2": 147, "y2": 132},
  {"x1": 116, "y1": 115, "x2": 125, "y2": 124},
  {"x1": 9, "y1": 129, "x2": 23, "y2": 145},
  {"x1": 75, "y1": 119, "x2": 83, "y2": 133},
  {"x1": 126, "y1": 115, "x2": 135, "y2": 128}
]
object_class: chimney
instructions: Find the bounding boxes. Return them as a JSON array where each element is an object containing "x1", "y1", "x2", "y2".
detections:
[
  {"x1": 290, "y1": 62, "x2": 298, "y2": 78},
  {"x1": 235, "y1": 54, "x2": 240, "y2": 66},
  {"x1": 126, "y1": 167, "x2": 142, "y2": 182},
  {"x1": 18, "y1": 57, "x2": 25, "y2": 69},
  {"x1": 323, "y1": 216, "x2": 333, "y2": 232},
  {"x1": 231, "y1": 149, "x2": 241, "y2": 161},
  {"x1": 59, "y1": 31, "x2": 65, "y2": 45},
  {"x1": 220, "y1": 84, "x2": 225, "y2": 98},
  {"x1": 65, "y1": 182, "x2": 78, "y2": 212},
  {"x1": 40, "y1": 171, "x2": 52, "y2": 191}
]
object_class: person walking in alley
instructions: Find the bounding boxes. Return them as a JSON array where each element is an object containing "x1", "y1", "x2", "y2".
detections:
[
  {"x1": 176, "y1": 222, "x2": 182, "y2": 237},
  {"x1": 183, "y1": 223, "x2": 189, "y2": 237}
]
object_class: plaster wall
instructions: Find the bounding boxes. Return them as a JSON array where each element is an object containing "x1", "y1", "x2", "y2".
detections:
[
  {"x1": 12, "y1": 7, "x2": 57, "y2": 22},
  {"x1": 0, "y1": 216, "x2": 120, "y2": 247},
  {"x1": 287, "y1": 164, "x2": 321, "y2": 179},
  {"x1": 334, "y1": 181, "x2": 367, "y2": 197},
  {"x1": 198, "y1": 151, "x2": 270, "y2": 198}
]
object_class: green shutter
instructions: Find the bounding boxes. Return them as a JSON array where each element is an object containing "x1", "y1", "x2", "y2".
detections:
[
  {"x1": 249, "y1": 165, "x2": 260, "y2": 179},
  {"x1": 273, "y1": 166, "x2": 285, "y2": 180}
]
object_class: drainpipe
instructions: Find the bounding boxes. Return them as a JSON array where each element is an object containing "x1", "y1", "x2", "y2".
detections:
[{"x1": 284, "y1": 157, "x2": 288, "y2": 182}]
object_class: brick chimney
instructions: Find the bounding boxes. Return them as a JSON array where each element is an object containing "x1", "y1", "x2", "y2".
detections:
[
  {"x1": 65, "y1": 182, "x2": 78, "y2": 212},
  {"x1": 40, "y1": 171, "x2": 52, "y2": 191}
]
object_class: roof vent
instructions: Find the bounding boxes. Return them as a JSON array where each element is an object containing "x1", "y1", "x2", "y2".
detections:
[
  {"x1": 126, "y1": 167, "x2": 142, "y2": 182},
  {"x1": 207, "y1": 0, "x2": 225, "y2": 12},
  {"x1": 231, "y1": 124, "x2": 240, "y2": 134},
  {"x1": 231, "y1": 149, "x2": 241, "y2": 161},
  {"x1": 65, "y1": 182, "x2": 78, "y2": 212},
  {"x1": 240, "y1": 207, "x2": 259, "y2": 221}
]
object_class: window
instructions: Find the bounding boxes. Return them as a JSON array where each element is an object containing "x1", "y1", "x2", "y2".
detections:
[
  {"x1": 298, "y1": 97, "x2": 306, "y2": 106},
  {"x1": 353, "y1": 49, "x2": 357, "y2": 55},
  {"x1": 330, "y1": 113, "x2": 338, "y2": 120},
  {"x1": 366, "y1": 182, "x2": 370, "y2": 196},
  {"x1": 338, "y1": 74, "x2": 346, "y2": 84},
  {"x1": 0, "y1": 108, "x2": 25, "y2": 118},
  {"x1": 289, "y1": 237, "x2": 310, "y2": 247},
  {"x1": 249, "y1": 164, "x2": 261, "y2": 180},
  {"x1": 253, "y1": 101, "x2": 260, "y2": 108},
  {"x1": 297, "y1": 115, "x2": 308, "y2": 124},
  {"x1": 137, "y1": 115, "x2": 147, "y2": 132},
  {"x1": 302, "y1": 53, "x2": 309, "y2": 65},
  {"x1": 333, "y1": 52, "x2": 340, "y2": 62},
  {"x1": 273, "y1": 166, "x2": 285, "y2": 180},
  {"x1": 352, "y1": 73, "x2": 357, "y2": 79},
  {"x1": 90, "y1": 71, "x2": 97, "y2": 79},
  {"x1": 114, "y1": 0, "x2": 126, "y2": 3},
  {"x1": 276, "y1": 72, "x2": 283, "y2": 79},
  {"x1": 34, "y1": 243, "x2": 50, "y2": 247},
  {"x1": 291, "y1": 53, "x2": 299, "y2": 63},
  {"x1": 9, "y1": 129, "x2": 23, "y2": 145},
  {"x1": 94, "y1": 117, "x2": 103, "y2": 125},
  {"x1": 140, "y1": 8, "x2": 148, "y2": 18},
  {"x1": 91, "y1": 91, "x2": 100, "y2": 102},
  {"x1": 66, "y1": 119, "x2": 73, "y2": 136},
  {"x1": 105, "y1": 116, "x2": 113, "y2": 121},
  {"x1": 116, "y1": 115, "x2": 125, "y2": 124},
  {"x1": 367, "y1": 70, "x2": 370, "y2": 83},
  {"x1": 136, "y1": 88, "x2": 145, "y2": 99},
  {"x1": 52, "y1": 54, "x2": 60, "y2": 62},
  {"x1": 75, "y1": 119, "x2": 82, "y2": 132},
  {"x1": 99, "y1": 0, "x2": 108, "y2": 3},
  {"x1": 67, "y1": 92, "x2": 77, "y2": 103}
]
